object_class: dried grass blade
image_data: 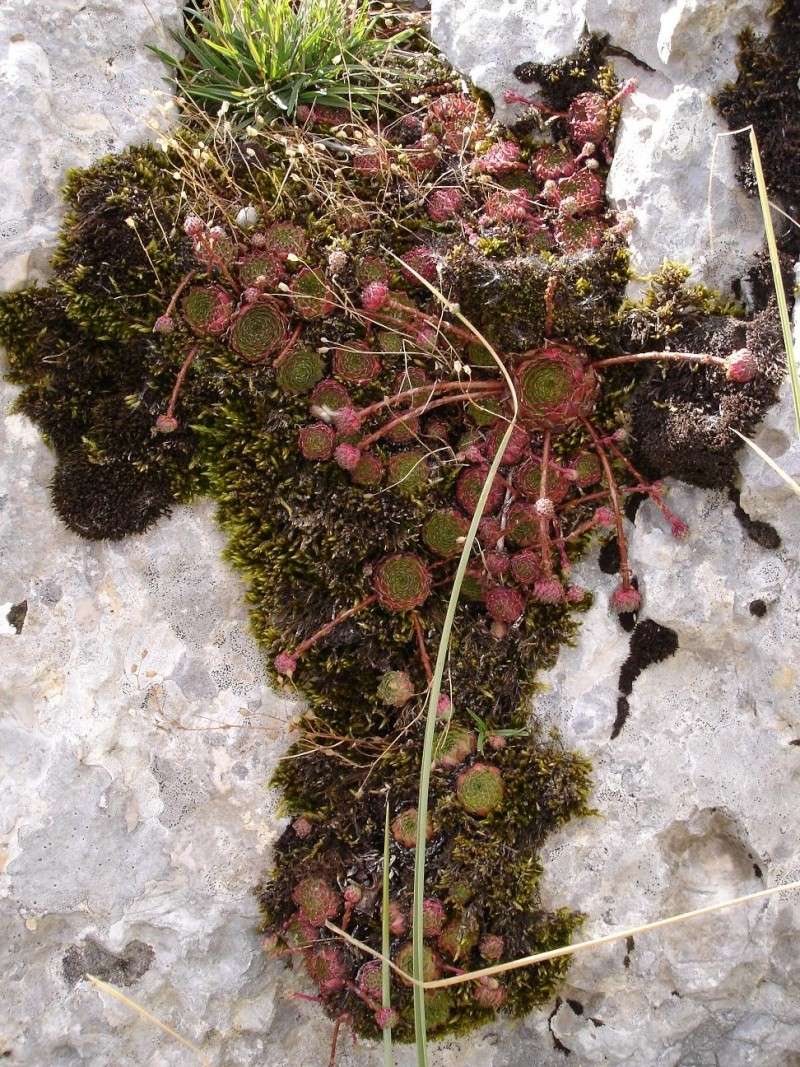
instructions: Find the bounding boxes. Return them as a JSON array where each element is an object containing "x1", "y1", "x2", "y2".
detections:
[
  {"x1": 382, "y1": 801, "x2": 394, "y2": 1066},
  {"x1": 384, "y1": 251, "x2": 519, "y2": 1067},
  {"x1": 748, "y1": 127, "x2": 800, "y2": 437},
  {"x1": 85, "y1": 974, "x2": 210, "y2": 1063},
  {"x1": 327, "y1": 878, "x2": 800, "y2": 990},
  {"x1": 732, "y1": 428, "x2": 800, "y2": 497}
]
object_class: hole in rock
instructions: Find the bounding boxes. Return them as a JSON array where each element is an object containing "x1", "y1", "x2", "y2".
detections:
[{"x1": 658, "y1": 808, "x2": 763, "y2": 913}]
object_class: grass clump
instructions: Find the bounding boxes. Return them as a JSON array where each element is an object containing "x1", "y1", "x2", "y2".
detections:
[{"x1": 154, "y1": 0, "x2": 415, "y2": 125}]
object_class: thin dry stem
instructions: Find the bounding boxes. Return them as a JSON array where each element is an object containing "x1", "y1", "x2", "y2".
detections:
[
  {"x1": 326, "y1": 878, "x2": 800, "y2": 991},
  {"x1": 86, "y1": 974, "x2": 210, "y2": 1064}
]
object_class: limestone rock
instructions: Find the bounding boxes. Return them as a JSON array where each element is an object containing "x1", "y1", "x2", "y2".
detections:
[
  {"x1": 530, "y1": 429, "x2": 800, "y2": 1065},
  {"x1": 0, "y1": 0, "x2": 183, "y2": 289},
  {"x1": 2, "y1": 0, "x2": 800, "y2": 1064}
]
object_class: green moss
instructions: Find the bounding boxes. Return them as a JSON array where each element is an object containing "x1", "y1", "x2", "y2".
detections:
[{"x1": 0, "y1": 39, "x2": 772, "y2": 1052}]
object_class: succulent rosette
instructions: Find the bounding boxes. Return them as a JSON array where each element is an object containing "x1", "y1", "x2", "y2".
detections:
[
  {"x1": 373, "y1": 554, "x2": 432, "y2": 612},
  {"x1": 181, "y1": 284, "x2": 232, "y2": 335},
  {"x1": 514, "y1": 343, "x2": 599, "y2": 430},
  {"x1": 230, "y1": 297, "x2": 288, "y2": 362}
]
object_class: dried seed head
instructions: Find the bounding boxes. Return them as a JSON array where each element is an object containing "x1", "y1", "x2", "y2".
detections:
[
  {"x1": 611, "y1": 583, "x2": 641, "y2": 613},
  {"x1": 725, "y1": 347, "x2": 757, "y2": 383},
  {"x1": 153, "y1": 314, "x2": 174, "y2": 334},
  {"x1": 183, "y1": 213, "x2": 205, "y2": 237},
  {"x1": 334, "y1": 443, "x2": 362, "y2": 471},
  {"x1": 274, "y1": 651, "x2": 298, "y2": 677},
  {"x1": 327, "y1": 249, "x2": 348, "y2": 274},
  {"x1": 155, "y1": 414, "x2": 179, "y2": 434}
]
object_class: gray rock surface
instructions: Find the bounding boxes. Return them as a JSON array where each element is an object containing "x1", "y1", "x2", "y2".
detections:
[
  {"x1": 532, "y1": 390, "x2": 800, "y2": 1066},
  {"x1": 0, "y1": 0, "x2": 182, "y2": 289},
  {"x1": 2, "y1": 0, "x2": 800, "y2": 1064}
]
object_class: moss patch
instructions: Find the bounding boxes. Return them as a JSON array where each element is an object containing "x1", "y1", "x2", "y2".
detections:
[
  {"x1": 715, "y1": 0, "x2": 800, "y2": 257},
  {"x1": 0, "y1": 37, "x2": 785, "y2": 1047}
]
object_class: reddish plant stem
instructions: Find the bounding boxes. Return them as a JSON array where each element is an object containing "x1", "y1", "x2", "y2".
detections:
[
  {"x1": 581, "y1": 418, "x2": 633, "y2": 586},
  {"x1": 441, "y1": 963, "x2": 467, "y2": 976},
  {"x1": 411, "y1": 612, "x2": 433, "y2": 684},
  {"x1": 345, "y1": 978, "x2": 377, "y2": 1010},
  {"x1": 294, "y1": 594, "x2": 378, "y2": 658},
  {"x1": 390, "y1": 298, "x2": 478, "y2": 348},
  {"x1": 196, "y1": 231, "x2": 241, "y2": 293},
  {"x1": 164, "y1": 345, "x2": 200, "y2": 419},
  {"x1": 328, "y1": 1012, "x2": 352, "y2": 1067},
  {"x1": 273, "y1": 323, "x2": 304, "y2": 367},
  {"x1": 610, "y1": 79, "x2": 638, "y2": 106},
  {"x1": 603, "y1": 437, "x2": 686, "y2": 528},
  {"x1": 358, "y1": 388, "x2": 500, "y2": 449},
  {"x1": 560, "y1": 484, "x2": 645, "y2": 513},
  {"x1": 593, "y1": 351, "x2": 726, "y2": 371},
  {"x1": 563, "y1": 514, "x2": 599, "y2": 543},
  {"x1": 358, "y1": 380, "x2": 503, "y2": 422},
  {"x1": 292, "y1": 992, "x2": 324, "y2": 1005},
  {"x1": 560, "y1": 488, "x2": 609, "y2": 513},
  {"x1": 163, "y1": 270, "x2": 196, "y2": 315},
  {"x1": 503, "y1": 90, "x2": 561, "y2": 115},
  {"x1": 368, "y1": 299, "x2": 478, "y2": 349}
]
